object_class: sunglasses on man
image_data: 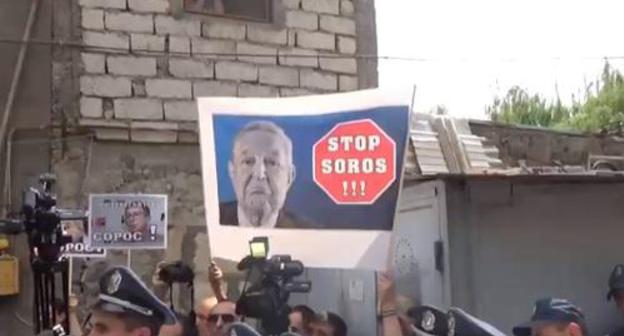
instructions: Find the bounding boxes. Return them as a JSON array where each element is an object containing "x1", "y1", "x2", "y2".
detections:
[{"x1": 207, "y1": 313, "x2": 236, "y2": 324}]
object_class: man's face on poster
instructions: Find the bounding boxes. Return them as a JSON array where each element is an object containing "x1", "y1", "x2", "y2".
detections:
[
  {"x1": 125, "y1": 205, "x2": 149, "y2": 233},
  {"x1": 229, "y1": 126, "x2": 295, "y2": 226}
]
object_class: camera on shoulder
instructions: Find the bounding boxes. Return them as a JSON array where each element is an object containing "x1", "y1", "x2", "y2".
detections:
[{"x1": 236, "y1": 237, "x2": 311, "y2": 335}]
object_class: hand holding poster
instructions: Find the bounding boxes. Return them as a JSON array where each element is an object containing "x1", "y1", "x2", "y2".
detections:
[
  {"x1": 198, "y1": 89, "x2": 409, "y2": 269},
  {"x1": 88, "y1": 194, "x2": 167, "y2": 249},
  {"x1": 61, "y1": 219, "x2": 106, "y2": 258}
]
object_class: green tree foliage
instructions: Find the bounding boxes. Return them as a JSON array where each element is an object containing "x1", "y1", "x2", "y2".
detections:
[
  {"x1": 486, "y1": 86, "x2": 570, "y2": 128},
  {"x1": 566, "y1": 63, "x2": 624, "y2": 132},
  {"x1": 486, "y1": 62, "x2": 624, "y2": 133}
]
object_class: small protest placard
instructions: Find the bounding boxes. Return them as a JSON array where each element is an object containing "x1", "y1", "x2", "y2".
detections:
[
  {"x1": 88, "y1": 194, "x2": 167, "y2": 249},
  {"x1": 61, "y1": 219, "x2": 106, "y2": 258}
]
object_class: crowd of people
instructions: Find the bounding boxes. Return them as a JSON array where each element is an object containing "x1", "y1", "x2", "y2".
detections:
[
  {"x1": 50, "y1": 262, "x2": 624, "y2": 336},
  {"x1": 57, "y1": 259, "x2": 350, "y2": 336}
]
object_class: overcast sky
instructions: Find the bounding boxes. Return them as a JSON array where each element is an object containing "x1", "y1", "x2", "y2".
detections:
[{"x1": 375, "y1": 0, "x2": 624, "y2": 119}]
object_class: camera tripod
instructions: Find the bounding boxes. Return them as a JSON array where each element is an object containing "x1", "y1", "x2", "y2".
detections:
[{"x1": 31, "y1": 254, "x2": 70, "y2": 334}]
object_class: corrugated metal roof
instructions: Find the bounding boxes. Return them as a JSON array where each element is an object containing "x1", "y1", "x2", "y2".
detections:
[
  {"x1": 409, "y1": 118, "x2": 449, "y2": 175},
  {"x1": 408, "y1": 172, "x2": 624, "y2": 183}
]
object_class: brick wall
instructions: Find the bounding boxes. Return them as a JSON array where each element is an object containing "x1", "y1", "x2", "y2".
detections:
[{"x1": 77, "y1": 0, "x2": 364, "y2": 143}]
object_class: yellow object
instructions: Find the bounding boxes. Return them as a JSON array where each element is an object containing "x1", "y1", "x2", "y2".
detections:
[
  {"x1": 0, "y1": 254, "x2": 19, "y2": 296},
  {"x1": 0, "y1": 234, "x2": 9, "y2": 250}
]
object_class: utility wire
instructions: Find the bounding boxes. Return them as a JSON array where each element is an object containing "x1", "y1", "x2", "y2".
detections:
[
  {"x1": 0, "y1": 37, "x2": 403, "y2": 60},
  {"x1": 1, "y1": 37, "x2": 622, "y2": 62}
]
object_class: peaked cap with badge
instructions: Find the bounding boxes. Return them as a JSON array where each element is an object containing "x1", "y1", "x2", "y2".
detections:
[
  {"x1": 408, "y1": 305, "x2": 449, "y2": 336},
  {"x1": 447, "y1": 307, "x2": 507, "y2": 336},
  {"x1": 94, "y1": 266, "x2": 177, "y2": 325},
  {"x1": 409, "y1": 305, "x2": 506, "y2": 336},
  {"x1": 513, "y1": 298, "x2": 586, "y2": 336}
]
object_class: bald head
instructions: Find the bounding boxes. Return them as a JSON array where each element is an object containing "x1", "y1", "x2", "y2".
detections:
[
  {"x1": 196, "y1": 297, "x2": 219, "y2": 336},
  {"x1": 208, "y1": 301, "x2": 239, "y2": 336},
  {"x1": 197, "y1": 296, "x2": 218, "y2": 317}
]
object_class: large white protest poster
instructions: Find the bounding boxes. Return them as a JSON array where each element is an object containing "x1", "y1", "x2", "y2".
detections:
[{"x1": 198, "y1": 90, "x2": 409, "y2": 270}]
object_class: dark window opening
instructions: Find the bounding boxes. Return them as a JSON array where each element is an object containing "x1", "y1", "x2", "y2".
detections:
[{"x1": 184, "y1": 0, "x2": 272, "y2": 22}]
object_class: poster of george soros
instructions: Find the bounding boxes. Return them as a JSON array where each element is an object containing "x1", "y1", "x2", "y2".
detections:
[
  {"x1": 88, "y1": 194, "x2": 167, "y2": 249},
  {"x1": 198, "y1": 89, "x2": 409, "y2": 269}
]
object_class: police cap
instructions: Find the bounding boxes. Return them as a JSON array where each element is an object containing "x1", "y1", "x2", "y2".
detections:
[
  {"x1": 512, "y1": 298, "x2": 586, "y2": 336},
  {"x1": 608, "y1": 264, "x2": 624, "y2": 301},
  {"x1": 407, "y1": 305, "x2": 449, "y2": 336},
  {"x1": 448, "y1": 307, "x2": 507, "y2": 336},
  {"x1": 94, "y1": 266, "x2": 176, "y2": 325}
]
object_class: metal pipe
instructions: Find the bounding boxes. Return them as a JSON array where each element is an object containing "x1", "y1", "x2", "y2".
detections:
[
  {"x1": 0, "y1": 0, "x2": 40, "y2": 172},
  {"x1": 2, "y1": 127, "x2": 16, "y2": 218}
]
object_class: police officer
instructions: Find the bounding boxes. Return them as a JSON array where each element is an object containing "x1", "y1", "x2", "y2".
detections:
[
  {"x1": 87, "y1": 266, "x2": 177, "y2": 336},
  {"x1": 606, "y1": 264, "x2": 624, "y2": 336},
  {"x1": 513, "y1": 298, "x2": 587, "y2": 336}
]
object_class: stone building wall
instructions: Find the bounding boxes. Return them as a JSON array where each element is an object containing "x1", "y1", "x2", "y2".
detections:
[
  {"x1": 74, "y1": 0, "x2": 373, "y2": 142},
  {"x1": 47, "y1": 0, "x2": 378, "y2": 312}
]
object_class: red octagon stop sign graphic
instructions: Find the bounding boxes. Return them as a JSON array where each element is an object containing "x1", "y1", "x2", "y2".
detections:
[{"x1": 313, "y1": 119, "x2": 396, "y2": 204}]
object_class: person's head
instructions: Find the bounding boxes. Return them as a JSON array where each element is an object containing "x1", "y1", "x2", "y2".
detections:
[
  {"x1": 607, "y1": 264, "x2": 624, "y2": 317},
  {"x1": 124, "y1": 201, "x2": 150, "y2": 233},
  {"x1": 90, "y1": 267, "x2": 177, "y2": 336},
  {"x1": 513, "y1": 298, "x2": 587, "y2": 336},
  {"x1": 89, "y1": 309, "x2": 160, "y2": 336},
  {"x1": 196, "y1": 297, "x2": 218, "y2": 336},
  {"x1": 310, "y1": 311, "x2": 347, "y2": 336},
  {"x1": 228, "y1": 121, "x2": 295, "y2": 227},
  {"x1": 289, "y1": 305, "x2": 315, "y2": 335},
  {"x1": 207, "y1": 301, "x2": 239, "y2": 336}
]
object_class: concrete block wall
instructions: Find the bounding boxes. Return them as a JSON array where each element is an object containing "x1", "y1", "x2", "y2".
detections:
[
  {"x1": 44, "y1": 0, "x2": 376, "y2": 320},
  {"x1": 77, "y1": 0, "x2": 364, "y2": 143}
]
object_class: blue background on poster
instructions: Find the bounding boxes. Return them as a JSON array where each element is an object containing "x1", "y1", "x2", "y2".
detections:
[{"x1": 213, "y1": 106, "x2": 409, "y2": 230}]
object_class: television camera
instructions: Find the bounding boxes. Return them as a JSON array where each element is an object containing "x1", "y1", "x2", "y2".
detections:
[
  {"x1": 0, "y1": 173, "x2": 87, "y2": 334},
  {"x1": 236, "y1": 237, "x2": 311, "y2": 335}
]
